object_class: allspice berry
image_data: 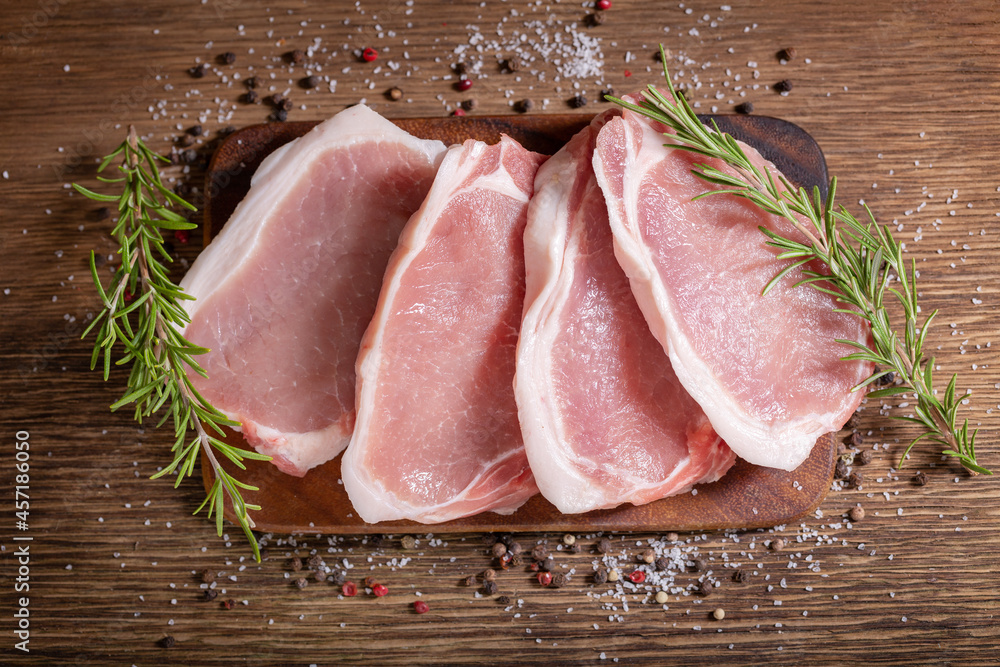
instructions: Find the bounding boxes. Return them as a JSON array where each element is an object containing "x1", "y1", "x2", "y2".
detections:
[
  {"x1": 771, "y1": 538, "x2": 786, "y2": 551},
  {"x1": 849, "y1": 506, "x2": 865, "y2": 522},
  {"x1": 492, "y1": 542, "x2": 507, "y2": 558}
]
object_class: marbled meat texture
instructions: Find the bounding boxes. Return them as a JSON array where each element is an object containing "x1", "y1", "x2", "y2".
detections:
[
  {"x1": 180, "y1": 105, "x2": 446, "y2": 476},
  {"x1": 516, "y1": 111, "x2": 735, "y2": 514},
  {"x1": 592, "y1": 106, "x2": 872, "y2": 471},
  {"x1": 342, "y1": 135, "x2": 546, "y2": 523}
]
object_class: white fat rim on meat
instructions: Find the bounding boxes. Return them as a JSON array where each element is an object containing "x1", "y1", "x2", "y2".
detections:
[
  {"x1": 519, "y1": 129, "x2": 698, "y2": 512},
  {"x1": 178, "y1": 104, "x2": 447, "y2": 329},
  {"x1": 594, "y1": 113, "x2": 829, "y2": 472},
  {"x1": 342, "y1": 136, "x2": 532, "y2": 524}
]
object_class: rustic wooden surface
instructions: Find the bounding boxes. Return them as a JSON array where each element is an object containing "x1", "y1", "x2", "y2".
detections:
[{"x1": 1, "y1": 0, "x2": 999, "y2": 664}]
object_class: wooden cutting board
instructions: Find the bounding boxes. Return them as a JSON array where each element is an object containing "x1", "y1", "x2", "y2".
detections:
[{"x1": 200, "y1": 111, "x2": 836, "y2": 534}]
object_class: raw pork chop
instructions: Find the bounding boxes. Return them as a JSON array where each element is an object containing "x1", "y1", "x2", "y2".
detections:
[
  {"x1": 593, "y1": 106, "x2": 871, "y2": 471},
  {"x1": 181, "y1": 105, "x2": 446, "y2": 476},
  {"x1": 516, "y1": 112, "x2": 735, "y2": 514},
  {"x1": 341, "y1": 136, "x2": 546, "y2": 523}
]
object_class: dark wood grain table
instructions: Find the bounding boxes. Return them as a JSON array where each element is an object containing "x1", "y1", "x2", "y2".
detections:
[{"x1": 2, "y1": 1, "x2": 999, "y2": 664}]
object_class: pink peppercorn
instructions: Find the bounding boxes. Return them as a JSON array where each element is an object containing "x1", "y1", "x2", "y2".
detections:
[
  {"x1": 342, "y1": 582, "x2": 358, "y2": 597},
  {"x1": 456, "y1": 78, "x2": 473, "y2": 92},
  {"x1": 537, "y1": 572, "x2": 553, "y2": 586},
  {"x1": 413, "y1": 600, "x2": 429, "y2": 614},
  {"x1": 174, "y1": 229, "x2": 190, "y2": 243},
  {"x1": 372, "y1": 583, "x2": 388, "y2": 597},
  {"x1": 362, "y1": 47, "x2": 378, "y2": 62},
  {"x1": 452, "y1": 108, "x2": 466, "y2": 117},
  {"x1": 596, "y1": 0, "x2": 612, "y2": 9},
  {"x1": 629, "y1": 570, "x2": 646, "y2": 584}
]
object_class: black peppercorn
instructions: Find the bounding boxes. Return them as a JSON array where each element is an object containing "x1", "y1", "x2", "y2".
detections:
[
  {"x1": 774, "y1": 79, "x2": 793, "y2": 93},
  {"x1": 848, "y1": 470, "x2": 863, "y2": 488},
  {"x1": 492, "y1": 542, "x2": 507, "y2": 558},
  {"x1": 568, "y1": 94, "x2": 588, "y2": 109},
  {"x1": 734, "y1": 101, "x2": 754, "y2": 114},
  {"x1": 497, "y1": 594, "x2": 511, "y2": 605},
  {"x1": 464, "y1": 574, "x2": 477, "y2": 587},
  {"x1": 502, "y1": 58, "x2": 520, "y2": 73},
  {"x1": 200, "y1": 569, "x2": 215, "y2": 584},
  {"x1": 733, "y1": 569, "x2": 751, "y2": 584},
  {"x1": 245, "y1": 76, "x2": 262, "y2": 89},
  {"x1": 453, "y1": 61, "x2": 469, "y2": 75},
  {"x1": 593, "y1": 568, "x2": 608, "y2": 584},
  {"x1": 698, "y1": 579, "x2": 713, "y2": 596},
  {"x1": 858, "y1": 449, "x2": 873, "y2": 465},
  {"x1": 462, "y1": 98, "x2": 478, "y2": 111},
  {"x1": 188, "y1": 64, "x2": 208, "y2": 78},
  {"x1": 550, "y1": 572, "x2": 567, "y2": 588},
  {"x1": 509, "y1": 542, "x2": 524, "y2": 556},
  {"x1": 654, "y1": 557, "x2": 670, "y2": 572},
  {"x1": 850, "y1": 431, "x2": 864, "y2": 448},
  {"x1": 329, "y1": 570, "x2": 346, "y2": 586},
  {"x1": 531, "y1": 544, "x2": 548, "y2": 561},
  {"x1": 913, "y1": 471, "x2": 929, "y2": 486},
  {"x1": 158, "y1": 636, "x2": 175, "y2": 649},
  {"x1": 514, "y1": 98, "x2": 534, "y2": 113},
  {"x1": 244, "y1": 90, "x2": 260, "y2": 104},
  {"x1": 692, "y1": 557, "x2": 708, "y2": 572},
  {"x1": 294, "y1": 577, "x2": 308, "y2": 589},
  {"x1": 307, "y1": 555, "x2": 322, "y2": 570},
  {"x1": 596, "y1": 537, "x2": 612, "y2": 554},
  {"x1": 202, "y1": 589, "x2": 219, "y2": 601},
  {"x1": 483, "y1": 580, "x2": 499, "y2": 595},
  {"x1": 874, "y1": 370, "x2": 895, "y2": 386},
  {"x1": 220, "y1": 51, "x2": 236, "y2": 65},
  {"x1": 835, "y1": 459, "x2": 849, "y2": 479},
  {"x1": 586, "y1": 12, "x2": 605, "y2": 27},
  {"x1": 288, "y1": 49, "x2": 306, "y2": 64},
  {"x1": 301, "y1": 75, "x2": 320, "y2": 89},
  {"x1": 273, "y1": 109, "x2": 288, "y2": 122}
]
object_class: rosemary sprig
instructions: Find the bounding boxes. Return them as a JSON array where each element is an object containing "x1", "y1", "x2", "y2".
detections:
[
  {"x1": 607, "y1": 46, "x2": 990, "y2": 475},
  {"x1": 75, "y1": 126, "x2": 272, "y2": 559}
]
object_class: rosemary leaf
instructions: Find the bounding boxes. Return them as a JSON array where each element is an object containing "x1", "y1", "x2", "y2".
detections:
[{"x1": 76, "y1": 126, "x2": 271, "y2": 560}]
